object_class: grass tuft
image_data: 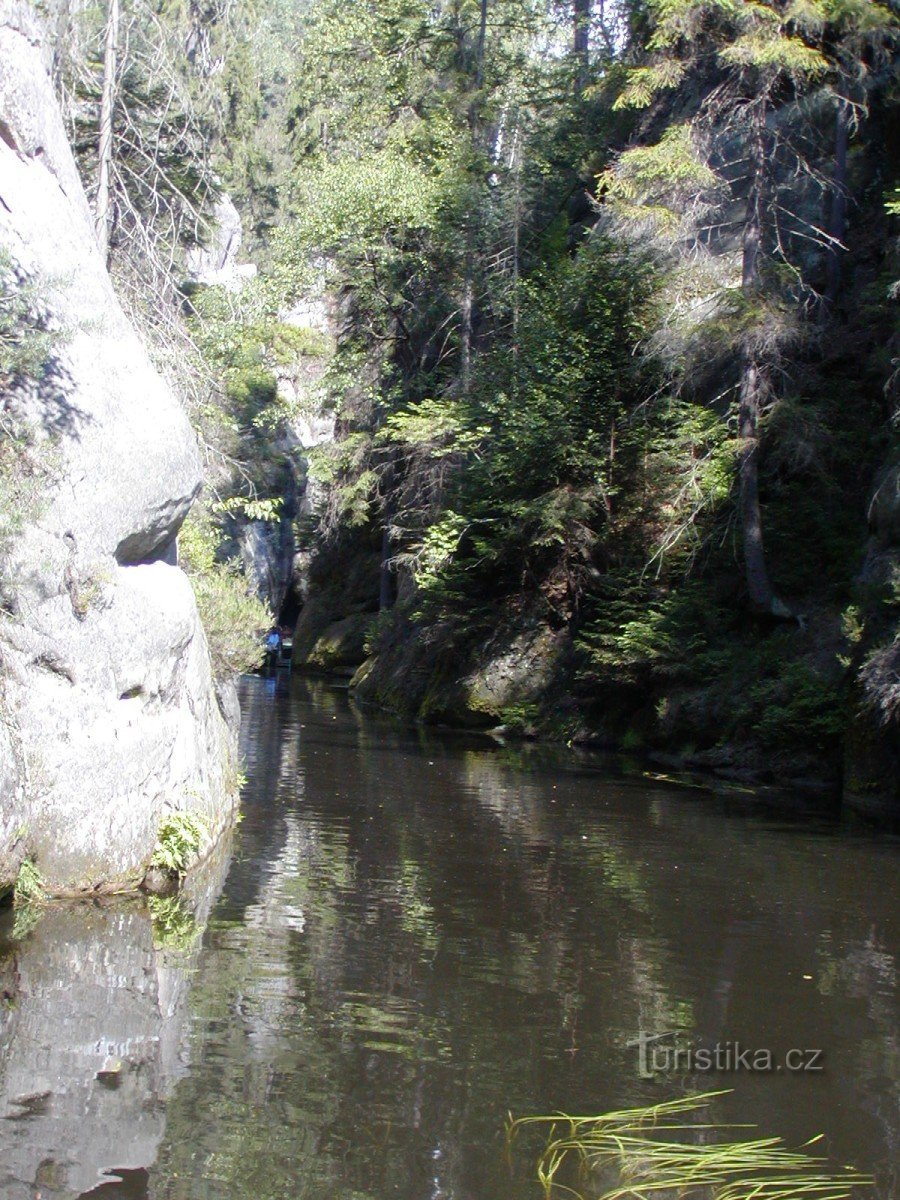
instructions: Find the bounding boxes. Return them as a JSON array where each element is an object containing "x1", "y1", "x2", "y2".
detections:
[{"x1": 506, "y1": 1092, "x2": 871, "y2": 1200}]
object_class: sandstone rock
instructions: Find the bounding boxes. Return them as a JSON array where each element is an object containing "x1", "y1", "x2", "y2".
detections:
[
  {"x1": 0, "y1": 2, "x2": 238, "y2": 890},
  {"x1": 184, "y1": 192, "x2": 256, "y2": 290},
  {"x1": 238, "y1": 519, "x2": 292, "y2": 615}
]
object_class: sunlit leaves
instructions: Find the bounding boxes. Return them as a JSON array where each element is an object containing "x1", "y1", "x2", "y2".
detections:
[
  {"x1": 621, "y1": 0, "x2": 896, "y2": 112},
  {"x1": 599, "y1": 125, "x2": 718, "y2": 231},
  {"x1": 380, "y1": 398, "x2": 488, "y2": 458}
]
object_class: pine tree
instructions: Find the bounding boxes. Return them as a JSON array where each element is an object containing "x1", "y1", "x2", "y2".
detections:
[{"x1": 608, "y1": 0, "x2": 896, "y2": 617}]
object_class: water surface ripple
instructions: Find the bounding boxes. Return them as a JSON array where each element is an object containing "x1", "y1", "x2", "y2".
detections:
[{"x1": 0, "y1": 674, "x2": 896, "y2": 1200}]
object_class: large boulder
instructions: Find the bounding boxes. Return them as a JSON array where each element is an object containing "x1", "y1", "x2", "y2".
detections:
[{"x1": 0, "y1": 2, "x2": 238, "y2": 892}]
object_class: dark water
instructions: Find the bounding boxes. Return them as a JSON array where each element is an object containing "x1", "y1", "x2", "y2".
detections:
[{"x1": 0, "y1": 675, "x2": 897, "y2": 1200}]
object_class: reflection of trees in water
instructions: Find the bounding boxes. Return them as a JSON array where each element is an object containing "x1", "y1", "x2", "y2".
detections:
[{"x1": 149, "y1": 680, "x2": 897, "y2": 1200}]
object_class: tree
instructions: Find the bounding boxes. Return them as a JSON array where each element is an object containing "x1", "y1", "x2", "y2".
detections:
[
  {"x1": 95, "y1": 0, "x2": 120, "y2": 263},
  {"x1": 574, "y1": 0, "x2": 591, "y2": 92},
  {"x1": 609, "y1": 0, "x2": 896, "y2": 617}
]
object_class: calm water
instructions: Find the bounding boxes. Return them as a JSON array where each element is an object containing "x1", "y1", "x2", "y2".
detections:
[{"x1": 0, "y1": 674, "x2": 897, "y2": 1200}]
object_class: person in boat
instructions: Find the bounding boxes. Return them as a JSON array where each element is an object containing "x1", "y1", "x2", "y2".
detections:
[{"x1": 265, "y1": 627, "x2": 281, "y2": 670}]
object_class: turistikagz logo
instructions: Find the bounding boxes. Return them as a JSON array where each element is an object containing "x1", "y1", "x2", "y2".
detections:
[{"x1": 627, "y1": 1031, "x2": 824, "y2": 1079}]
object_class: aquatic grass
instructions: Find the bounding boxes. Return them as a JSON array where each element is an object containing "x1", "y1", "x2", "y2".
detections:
[
  {"x1": 150, "y1": 811, "x2": 209, "y2": 876},
  {"x1": 506, "y1": 1092, "x2": 871, "y2": 1200}
]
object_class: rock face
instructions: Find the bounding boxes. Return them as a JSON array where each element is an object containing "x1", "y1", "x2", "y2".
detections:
[
  {"x1": 184, "y1": 192, "x2": 257, "y2": 290},
  {"x1": 0, "y1": 2, "x2": 238, "y2": 891},
  {"x1": 351, "y1": 613, "x2": 565, "y2": 730}
]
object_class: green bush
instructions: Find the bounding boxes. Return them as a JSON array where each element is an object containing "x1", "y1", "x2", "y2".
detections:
[
  {"x1": 179, "y1": 513, "x2": 270, "y2": 679},
  {"x1": 151, "y1": 811, "x2": 208, "y2": 875},
  {"x1": 13, "y1": 858, "x2": 45, "y2": 906}
]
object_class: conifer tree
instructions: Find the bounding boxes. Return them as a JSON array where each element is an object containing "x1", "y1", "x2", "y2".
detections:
[{"x1": 609, "y1": 0, "x2": 896, "y2": 616}]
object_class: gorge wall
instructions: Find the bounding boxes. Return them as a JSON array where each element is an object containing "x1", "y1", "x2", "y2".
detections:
[{"x1": 0, "y1": 1, "x2": 239, "y2": 893}]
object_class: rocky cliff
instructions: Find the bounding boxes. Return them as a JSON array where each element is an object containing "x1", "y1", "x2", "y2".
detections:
[{"x1": 0, "y1": 2, "x2": 238, "y2": 893}]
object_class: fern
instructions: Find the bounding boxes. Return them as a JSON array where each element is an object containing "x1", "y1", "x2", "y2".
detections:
[{"x1": 150, "y1": 812, "x2": 209, "y2": 876}]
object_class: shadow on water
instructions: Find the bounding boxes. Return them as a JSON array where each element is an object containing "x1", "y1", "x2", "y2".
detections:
[{"x1": 0, "y1": 674, "x2": 896, "y2": 1200}]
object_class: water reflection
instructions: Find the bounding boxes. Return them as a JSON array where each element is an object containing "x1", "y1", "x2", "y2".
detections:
[
  {"x1": 0, "y1": 675, "x2": 896, "y2": 1200},
  {"x1": 151, "y1": 677, "x2": 898, "y2": 1200},
  {"x1": 0, "y1": 851, "x2": 230, "y2": 1199}
]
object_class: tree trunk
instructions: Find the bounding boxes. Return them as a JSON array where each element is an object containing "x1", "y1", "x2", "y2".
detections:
[
  {"x1": 460, "y1": 0, "x2": 488, "y2": 398},
  {"x1": 737, "y1": 356, "x2": 777, "y2": 612},
  {"x1": 825, "y1": 97, "x2": 850, "y2": 306},
  {"x1": 737, "y1": 99, "x2": 791, "y2": 619},
  {"x1": 95, "y1": 0, "x2": 120, "y2": 264},
  {"x1": 475, "y1": 0, "x2": 488, "y2": 90},
  {"x1": 574, "y1": 0, "x2": 591, "y2": 95},
  {"x1": 460, "y1": 260, "x2": 474, "y2": 396}
]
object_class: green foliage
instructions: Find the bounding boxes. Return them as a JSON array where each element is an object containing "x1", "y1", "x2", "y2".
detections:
[
  {"x1": 285, "y1": 149, "x2": 452, "y2": 259},
  {"x1": 13, "y1": 859, "x2": 45, "y2": 907},
  {"x1": 190, "y1": 283, "x2": 330, "y2": 423},
  {"x1": 179, "y1": 513, "x2": 270, "y2": 679},
  {"x1": 747, "y1": 660, "x2": 845, "y2": 750},
  {"x1": 147, "y1": 894, "x2": 204, "y2": 950},
  {"x1": 407, "y1": 511, "x2": 469, "y2": 600},
  {"x1": 0, "y1": 249, "x2": 58, "y2": 387},
  {"x1": 0, "y1": 250, "x2": 62, "y2": 553},
  {"x1": 150, "y1": 811, "x2": 209, "y2": 876},
  {"x1": 579, "y1": 583, "x2": 726, "y2": 683},
  {"x1": 396, "y1": 238, "x2": 659, "y2": 624},
  {"x1": 380, "y1": 399, "x2": 488, "y2": 459},
  {"x1": 508, "y1": 1091, "x2": 871, "y2": 1200}
]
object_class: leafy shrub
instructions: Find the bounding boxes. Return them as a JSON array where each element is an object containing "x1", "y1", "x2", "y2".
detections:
[
  {"x1": 748, "y1": 662, "x2": 845, "y2": 752},
  {"x1": 150, "y1": 811, "x2": 208, "y2": 876},
  {"x1": 13, "y1": 858, "x2": 45, "y2": 906},
  {"x1": 179, "y1": 513, "x2": 270, "y2": 679}
]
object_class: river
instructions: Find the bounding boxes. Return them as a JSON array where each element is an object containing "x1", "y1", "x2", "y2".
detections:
[{"x1": 0, "y1": 674, "x2": 896, "y2": 1200}]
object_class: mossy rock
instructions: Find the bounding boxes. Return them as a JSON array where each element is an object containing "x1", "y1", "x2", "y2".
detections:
[
  {"x1": 457, "y1": 626, "x2": 562, "y2": 723},
  {"x1": 301, "y1": 613, "x2": 372, "y2": 673}
]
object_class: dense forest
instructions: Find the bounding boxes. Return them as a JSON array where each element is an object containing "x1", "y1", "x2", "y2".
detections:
[{"x1": 42, "y1": 0, "x2": 900, "y2": 807}]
